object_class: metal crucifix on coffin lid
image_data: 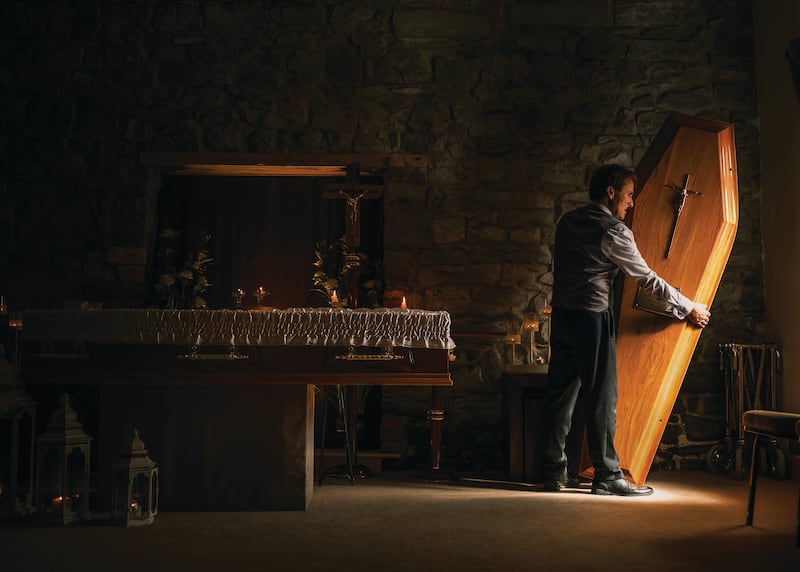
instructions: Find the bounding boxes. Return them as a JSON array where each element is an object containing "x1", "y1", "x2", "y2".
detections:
[
  {"x1": 322, "y1": 162, "x2": 384, "y2": 248},
  {"x1": 664, "y1": 173, "x2": 702, "y2": 258}
]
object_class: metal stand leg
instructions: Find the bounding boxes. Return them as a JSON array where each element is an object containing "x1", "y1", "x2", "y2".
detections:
[
  {"x1": 319, "y1": 385, "x2": 359, "y2": 485},
  {"x1": 318, "y1": 386, "x2": 329, "y2": 486},
  {"x1": 337, "y1": 385, "x2": 356, "y2": 483},
  {"x1": 796, "y1": 484, "x2": 799, "y2": 547},
  {"x1": 746, "y1": 433, "x2": 760, "y2": 526}
]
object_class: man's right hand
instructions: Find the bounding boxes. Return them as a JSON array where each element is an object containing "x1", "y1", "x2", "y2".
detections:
[{"x1": 687, "y1": 302, "x2": 710, "y2": 328}]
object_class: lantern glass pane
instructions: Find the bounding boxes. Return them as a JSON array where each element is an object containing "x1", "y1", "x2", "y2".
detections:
[
  {"x1": 67, "y1": 447, "x2": 86, "y2": 512},
  {"x1": 131, "y1": 473, "x2": 150, "y2": 517},
  {"x1": 41, "y1": 448, "x2": 62, "y2": 508}
]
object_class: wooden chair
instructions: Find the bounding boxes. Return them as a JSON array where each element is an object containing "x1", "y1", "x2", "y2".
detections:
[{"x1": 742, "y1": 409, "x2": 800, "y2": 546}]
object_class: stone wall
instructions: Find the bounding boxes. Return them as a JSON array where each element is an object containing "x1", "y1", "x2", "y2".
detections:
[{"x1": 1, "y1": 0, "x2": 766, "y2": 473}]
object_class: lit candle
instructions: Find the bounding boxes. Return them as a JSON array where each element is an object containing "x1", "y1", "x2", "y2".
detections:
[
  {"x1": 51, "y1": 496, "x2": 71, "y2": 508},
  {"x1": 254, "y1": 286, "x2": 267, "y2": 305},
  {"x1": 331, "y1": 290, "x2": 339, "y2": 304},
  {"x1": 522, "y1": 317, "x2": 539, "y2": 331},
  {"x1": 400, "y1": 296, "x2": 407, "y2": 309}
]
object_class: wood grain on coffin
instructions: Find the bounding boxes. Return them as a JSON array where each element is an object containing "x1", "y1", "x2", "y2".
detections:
[
  {"x1": 581, "y1": 114, "x2": 738, "y2": 485},
  {"x1": 619, "y1": 114, "x2": 738, "y2": 485}
]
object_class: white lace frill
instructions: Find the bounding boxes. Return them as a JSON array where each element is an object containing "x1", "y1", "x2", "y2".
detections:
[{"x1": 22, "y1": 308, "x2": 455, "y2": 350}]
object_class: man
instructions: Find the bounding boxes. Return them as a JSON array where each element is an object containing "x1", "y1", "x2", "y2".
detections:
[{"x1": 542, "y1": 164, "x2": 710, "y2": 496}]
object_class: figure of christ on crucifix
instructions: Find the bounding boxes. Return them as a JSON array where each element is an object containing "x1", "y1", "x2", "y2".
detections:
[
  {"x1": 664, "y1": 173, "x2": 702, "y2": 258},
  {"x1": 322, "y1": 163, "x2": 383, "y2": 248}
]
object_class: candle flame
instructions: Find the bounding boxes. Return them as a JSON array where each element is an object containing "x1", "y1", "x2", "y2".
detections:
[{"x1": 400, "y1": 296, "x2": 407, "y2": 309}]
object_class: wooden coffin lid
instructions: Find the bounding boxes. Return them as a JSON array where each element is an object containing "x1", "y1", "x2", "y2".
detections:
[{"x1": 613, "y1": 113, "x2": 738, "y2": 484}]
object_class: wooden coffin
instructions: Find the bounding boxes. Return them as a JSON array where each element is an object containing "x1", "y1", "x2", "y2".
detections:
[
  {"x1": 611, "y1": 113, "x2": 738, "y2": 485},
  {"x1": 20, "y1": 308, "x2": 455, "y2": 387},
  {"x1": 20, "y1": 308, "x2": 455, "y2": 510}
]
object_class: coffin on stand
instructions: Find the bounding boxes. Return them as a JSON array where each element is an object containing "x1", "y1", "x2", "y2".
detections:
[{"x1": 21, "y1": 308, "x2": 455, "y2": 510}]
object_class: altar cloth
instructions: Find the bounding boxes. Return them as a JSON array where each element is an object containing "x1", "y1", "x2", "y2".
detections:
[{"x1": 22, "y1": 308, "x2": 455, "y2": 350}]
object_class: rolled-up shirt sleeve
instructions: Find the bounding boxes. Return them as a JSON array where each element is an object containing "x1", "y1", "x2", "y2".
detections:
[{"x1": 601, "y1": 223, "x2": 694, "y2": 319}]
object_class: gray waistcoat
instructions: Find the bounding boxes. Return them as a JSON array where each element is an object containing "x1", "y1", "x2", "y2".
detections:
[{"x1": 552, "y1": 203, "x2": 623, "y2": 312}]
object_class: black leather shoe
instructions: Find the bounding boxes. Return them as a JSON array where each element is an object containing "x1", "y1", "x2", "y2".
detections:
[
  {"x1": 591, "y1": 478, "x2": 653, "y2": 496},
  {"x1": 542, "y1": 473, "x2": 581, "y2": 492},
  {"x1": 542, "y1": 480, "x2": 562, "y2": 492}
]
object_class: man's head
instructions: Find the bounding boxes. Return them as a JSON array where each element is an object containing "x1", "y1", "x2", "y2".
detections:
[{"x1": 589, "y1": 164, "x2": 637, "y2": 220}]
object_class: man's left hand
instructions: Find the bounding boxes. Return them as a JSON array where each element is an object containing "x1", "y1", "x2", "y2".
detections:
[{"x1": 687, "y1": 302, "x2": 710, "y2": 328}]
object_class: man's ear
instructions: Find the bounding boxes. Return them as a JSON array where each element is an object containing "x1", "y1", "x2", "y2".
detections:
[{"x1": 605, "y1": 185, "x2": 615, "y2": 200}]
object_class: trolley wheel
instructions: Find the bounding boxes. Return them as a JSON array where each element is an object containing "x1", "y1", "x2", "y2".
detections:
[
  {"x1": 706, "y1": 443, "x2": 730, "y2": 474},
  {"x1": 770, "y1": 447, "x2": 786, "y2": 481},
  {"x1": 734, "y1": 446, "x2": 745, "y2": 480}
]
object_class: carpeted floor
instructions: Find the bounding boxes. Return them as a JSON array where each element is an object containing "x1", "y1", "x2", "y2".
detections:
[{"x1": 2, "y1": 470, "x2": 798, "y2": 572}]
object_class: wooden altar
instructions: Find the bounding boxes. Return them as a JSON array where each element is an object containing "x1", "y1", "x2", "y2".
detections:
[{"x1": 21, "y1": 308, "x2": 455, "y2": 510}]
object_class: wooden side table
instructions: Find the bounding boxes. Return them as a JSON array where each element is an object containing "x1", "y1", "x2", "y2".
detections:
[{"x1": 503, "y1": 364, "x2": 585, "y2": 483}]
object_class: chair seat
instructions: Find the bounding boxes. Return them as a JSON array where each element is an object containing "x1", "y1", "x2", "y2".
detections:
[{"x1": 742, "y1": 409, "x2": 800, "y2": 438}]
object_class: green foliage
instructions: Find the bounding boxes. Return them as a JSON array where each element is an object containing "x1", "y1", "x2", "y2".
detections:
[
  {"x1": 311, "y1": 236, "x2": 383, "y2": 308},
  {"x1": 153, "y1": 229, "x2": 214, "y2": 309}
]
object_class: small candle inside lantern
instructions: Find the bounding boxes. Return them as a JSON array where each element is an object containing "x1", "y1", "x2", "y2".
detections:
[
  {"x1": 130, "y1": 501, "x2": 142, "y2": 517},
  {"x1": 51, "y1": 496, "x2": 71, "y2": 509},
  {"x1": 400, "y1": 296, "x2": 407, "y2": 309},
  {"x1": 331, "y1": 290, "x2": 339, "y2": 304},
  {"x1": 8, "y1": 312, "x2": 22, "y2": 329}
]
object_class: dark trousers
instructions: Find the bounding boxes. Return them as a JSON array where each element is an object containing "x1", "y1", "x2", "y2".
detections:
[{"x1": 543, "y1": 307, "x2": 623, "y2": 482}]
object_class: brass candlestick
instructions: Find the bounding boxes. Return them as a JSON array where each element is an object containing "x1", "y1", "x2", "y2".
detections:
[
  {"x1": 521, "y1": 313, "x2": 540, "y2": 365},
  {"x1": 505, "y1": 327, "x2": 522, "y2": 364}
]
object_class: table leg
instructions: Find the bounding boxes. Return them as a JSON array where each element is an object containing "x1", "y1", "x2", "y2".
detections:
[{"x1": 416, "y1": 386, "x2": 457, "y2": 482}]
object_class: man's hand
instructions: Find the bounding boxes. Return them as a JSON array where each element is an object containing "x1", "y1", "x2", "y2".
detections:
[{"x1": 687, "y1": 302, "x2": 710, "y2": 328}]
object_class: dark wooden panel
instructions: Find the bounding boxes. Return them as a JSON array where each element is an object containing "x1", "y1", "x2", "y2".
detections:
[
  {"x1": 21, "y1": 344, "x2": 453, "y2": 387},
  {"x1": 95, "y1": 384, "x2": 315, "y2": 511}
]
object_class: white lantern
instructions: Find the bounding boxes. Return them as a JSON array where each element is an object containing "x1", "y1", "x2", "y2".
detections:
[
  {"x1": 34, "y1": 394, "x2": 92, "y2": 524},
  {"x1": 111, "y1": 429, "x2": 159, "y2": 526}
]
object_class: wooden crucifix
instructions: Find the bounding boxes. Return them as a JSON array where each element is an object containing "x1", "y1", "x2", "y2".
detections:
[
  {"x1": 322, "y1": 163, "x2": 383, "y2": 248},
  {"x1": 664, "y1": 173, "x2": 702, "y2": 258}
]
